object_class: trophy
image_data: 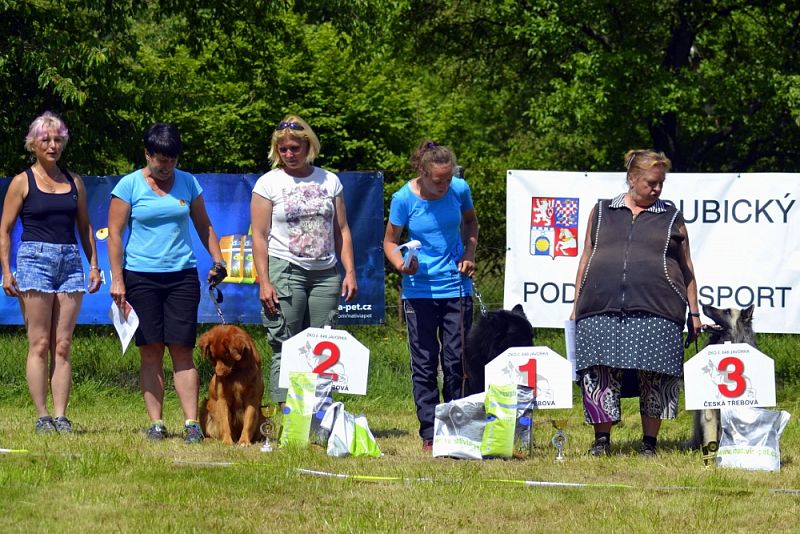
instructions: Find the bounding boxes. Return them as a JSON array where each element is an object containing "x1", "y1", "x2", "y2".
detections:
[{"x1": 551, "y1": 419, "x2": 568, "y2": 462}]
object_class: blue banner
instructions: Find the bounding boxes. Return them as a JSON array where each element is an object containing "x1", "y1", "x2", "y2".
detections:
[{"x1": 0, "y1": 172, "x2": 385, "y2": 325}]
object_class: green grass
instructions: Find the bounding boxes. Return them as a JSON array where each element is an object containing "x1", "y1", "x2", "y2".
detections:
[{"x1": 2, "y1": 320, "x2": 800, "y2": 532}]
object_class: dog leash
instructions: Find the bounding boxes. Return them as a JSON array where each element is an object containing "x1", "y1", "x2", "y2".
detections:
[
  {"x1": 471, "y1": 277, "x2": 488, "y2": 318},
  {"x1": 209, "y1": 284, "x2": 226, "y2": 324},
  {"x1": 460, "y1": 274, "x2": 487, "y2": 397}
]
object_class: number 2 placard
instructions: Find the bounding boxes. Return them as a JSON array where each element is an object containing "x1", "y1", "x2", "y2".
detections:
[{"x1": 278, "y1": 327, "x2": 370, "y2": 395}]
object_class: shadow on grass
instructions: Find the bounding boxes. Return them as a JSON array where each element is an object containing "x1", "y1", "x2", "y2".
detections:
[
  {"x1": 372, "y1": 428, "x2": 410, "y2": 439},
  {"x1": 615, "y1": 436, "x2": 694, "y2": 456}
]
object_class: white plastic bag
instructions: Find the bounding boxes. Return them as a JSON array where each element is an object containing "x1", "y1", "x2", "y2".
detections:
[
  {"x1": 320, "y1": 402, "x2": 381, "y2": 458},
  {"x1": 432, "y1": 393, "x2": 486, "y2": 459},
  {"x1": 321, "y1": 402, "x2": 351, "y2": 457},
  {"x1": 716, "y1": 406, "x2": 791, "y2": 471}
]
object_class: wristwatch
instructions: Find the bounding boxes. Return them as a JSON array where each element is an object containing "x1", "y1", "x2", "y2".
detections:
[{"x1": 212, "y1": 261, "x2": 227, "y2": 271}]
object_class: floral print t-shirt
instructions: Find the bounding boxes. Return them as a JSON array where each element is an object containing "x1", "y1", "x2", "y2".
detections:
[{"x1": 252, "y1": 166, "x2": 342, "y2": 270}]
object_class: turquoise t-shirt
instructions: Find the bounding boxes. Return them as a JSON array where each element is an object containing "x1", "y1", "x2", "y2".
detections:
[
  {"x1": 388, "y1": 177, "x2": 474, "y2": 299},
  {"x1": 111, "y1": 168, "x2": 202, "y2": 272}
]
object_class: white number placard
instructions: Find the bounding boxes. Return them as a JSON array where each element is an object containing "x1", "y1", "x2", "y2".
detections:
[
  {"x1": 684, "y1": 342, "x2": 775, "y2": 410},
  {"x1": 484, "y1": 346, "x2": 573, "y2": 409},
  {"x1": 278, "y1": 326, "x2": 370, "y2": 395}
]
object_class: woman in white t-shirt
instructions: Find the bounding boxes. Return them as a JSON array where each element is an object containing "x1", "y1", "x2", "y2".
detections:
[{"x1": 250, "y1": 115, "x2": 357, "y2": 404}]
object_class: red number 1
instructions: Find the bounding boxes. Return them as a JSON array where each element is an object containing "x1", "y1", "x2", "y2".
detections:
[
  {"x1": 717, "y1": 356, "x2": 746, "y2": 398},
  {"x1": 312, "y1": 341, "x2": 340, "y2": 381},
  {"x1": 519, "y1": 358, "x2": 537, "y2": 395}
]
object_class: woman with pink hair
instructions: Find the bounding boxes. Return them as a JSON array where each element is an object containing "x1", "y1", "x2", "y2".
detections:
[{"x1": 0, "y1": 112, "x2": 101, "y2": 433}]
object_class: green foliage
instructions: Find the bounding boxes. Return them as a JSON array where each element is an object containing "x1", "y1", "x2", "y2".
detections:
[
  {"x1": 0, "y1": 0, "x2": 144, "y2": 175},
  {"x1": 2, "y1": 0, "x2": 800, "y2": 267}
]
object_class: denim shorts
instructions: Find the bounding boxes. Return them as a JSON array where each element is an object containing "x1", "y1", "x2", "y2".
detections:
[{"x1": 16, "y1": 241, "x2": 85, "y2": 293}]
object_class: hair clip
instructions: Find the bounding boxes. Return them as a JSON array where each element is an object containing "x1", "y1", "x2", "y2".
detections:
[
  {"x1": 627, "y1": 152, "x2": 637, "y2": 171},
  {"x1": 425, "y1": 141, "x2": 439, "y2": 149}
]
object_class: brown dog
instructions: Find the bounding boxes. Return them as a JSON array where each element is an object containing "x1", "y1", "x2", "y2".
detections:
[{"x1": 198, "y1": 325, "x2": 265, "y2": 445}]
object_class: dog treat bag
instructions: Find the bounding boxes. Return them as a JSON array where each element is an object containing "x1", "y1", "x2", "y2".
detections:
[
  {"x1": 279, "y1": 372, "x2": 318, "y2": 448},
  {"x1": 717, "y1": 406, "x2": 791, "y2": 471},
  {"x1": 481, "y1": 384, "x2": 518, "y2": 458},
  {"x1": 432, "y1": 393, "x2": 486, "y2": 460},
  {"x1": 514, "y1": 385, "x2": 535, "y2": 459},
  {"x1": 309, "y1": 376, "x2": 334, "y2": 447},
  {"x1": 241, "y1": 235, "x2": 256, "y2": 284}
]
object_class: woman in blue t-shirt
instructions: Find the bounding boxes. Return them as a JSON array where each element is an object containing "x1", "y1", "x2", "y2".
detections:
[
  {"x1": 107, "y1": 123, "x2": 226, "y2": 444},
  {"x1": 383, "y1": 140, "x2": 479, "y2": 450}
]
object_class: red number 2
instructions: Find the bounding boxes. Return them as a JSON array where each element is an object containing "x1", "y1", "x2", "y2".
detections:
[
  {"x1": 519, "y1": 358, "x2": 537, "y2": 395},
  {"x1": 312, "y1": 341, "x2": 340, "y2": 381},
  {"x1": 717, "y1": 356, "x2": 746, "y2": 398}
]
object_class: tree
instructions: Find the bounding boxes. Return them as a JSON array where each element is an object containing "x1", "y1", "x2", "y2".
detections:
[
  {"x1": 383, "y1": 0, "x2": 800, "y2": 172},
  {"x1": 0, "y1": 0, "x2": 145, "y2": 175}
]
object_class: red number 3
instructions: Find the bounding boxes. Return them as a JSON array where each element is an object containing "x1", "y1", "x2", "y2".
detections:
[
  {"x1": 717, "y1": 356, "x2": 746, "y2": 398},
  {"x1": 312, "y1": 341, "x2": 340, "y2": 381}
]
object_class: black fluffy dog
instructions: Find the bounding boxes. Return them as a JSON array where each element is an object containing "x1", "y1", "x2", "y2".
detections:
[{"x1": 463, "y1": 304, "x2": 534, "y2": 395}]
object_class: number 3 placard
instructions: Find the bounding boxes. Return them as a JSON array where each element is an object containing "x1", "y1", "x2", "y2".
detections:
[
  {"x1": 684, "y1": 342, "x2": 775, "y2": 410},
  {"x1": 278, "y1": 327, "x2": 370, "y2": 395}
]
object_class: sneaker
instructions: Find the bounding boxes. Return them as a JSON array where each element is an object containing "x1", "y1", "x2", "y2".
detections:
[
  {"x1": 184, "y1": 421, "x2": 204, "y2": 444},
  {"x1": 53, "y1": 416, "x2": 73, "y2": 433},
  {"x1": 35, "y1": 416, "x2": 56, "y2": 434},
  {"x1": 146, "y1": 422, "x2": 167, "y2": 440},
  {"x1": 589, "y1": 436, "x2": 611, "y2": 456},
  {"x1": 422, "y1": 439, "x2": 433, "y2": 452},
  {"x1": 639, "y1": 441, "x2": 657, "y2": 457}
]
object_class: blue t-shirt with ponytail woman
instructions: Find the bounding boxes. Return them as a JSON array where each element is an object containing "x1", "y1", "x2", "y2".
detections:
[{"x1": 383, "y1": 140, "x2": 479, "y2": 449}]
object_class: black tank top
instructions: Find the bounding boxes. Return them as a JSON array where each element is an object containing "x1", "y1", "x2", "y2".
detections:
[{"x1": 20, "y1": 167, "x2": 79, "y2": 244}]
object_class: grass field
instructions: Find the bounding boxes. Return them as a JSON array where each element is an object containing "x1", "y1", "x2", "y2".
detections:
[{"x1": 2, "y1": 320, "x2": 800, "y2": 533}]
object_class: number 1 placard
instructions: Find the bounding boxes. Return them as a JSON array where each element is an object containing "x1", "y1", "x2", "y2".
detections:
[
  {"x1": 278, "y1": 327, "x2": 370, "y2": 395},
  {"x1": 484, "y1": 346, "x2": 573, "y2": 409}
]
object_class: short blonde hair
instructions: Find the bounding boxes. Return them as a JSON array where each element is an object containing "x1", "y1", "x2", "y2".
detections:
[
  {"x1": 268, "y1": 115, "x2": 320, "y2": 168},
  {"x1": 25, "y1": 111, "x2": 69, "y2": 152}
]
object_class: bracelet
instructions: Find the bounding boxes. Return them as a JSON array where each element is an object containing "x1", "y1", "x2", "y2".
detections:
[
  {"x1": 89, "y1": 266, "x2": 100, "y2": 271},
  {"x1": 688, "y1": 312, "x2": 700, "y2": 317}
]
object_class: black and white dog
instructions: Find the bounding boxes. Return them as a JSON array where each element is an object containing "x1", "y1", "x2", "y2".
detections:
[
  {"x1": 463, "y1": 304, "x2": 535, "y2": 396},
  {"x1": 690, "y1": 304, "x2": 756, "y2": 454}
]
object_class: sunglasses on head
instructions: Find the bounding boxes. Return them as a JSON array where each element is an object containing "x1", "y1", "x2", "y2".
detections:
[{"x1": 275, "y1": 121, "x2": 305, "y2": 131}]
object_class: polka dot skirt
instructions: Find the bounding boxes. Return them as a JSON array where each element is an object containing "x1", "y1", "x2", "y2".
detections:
[{"x1": 576, "y1": 312, "x2": 683, "y2": 376}]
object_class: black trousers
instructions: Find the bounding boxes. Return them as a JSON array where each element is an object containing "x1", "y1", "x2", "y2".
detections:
[{"x1": 404, "y1": 297, "x2": 473, "y2": 441}]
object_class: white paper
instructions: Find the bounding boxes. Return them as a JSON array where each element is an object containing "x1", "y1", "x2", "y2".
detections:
[
  {"x1": 564, "y1": 319, "x2": 577, "y2": 382},
  {"x1": 394, "y1": 239, "x2": 422, "y2": 269},
  {"x1": 109, "y1": 302, "x2": 139, "y2": 356}
]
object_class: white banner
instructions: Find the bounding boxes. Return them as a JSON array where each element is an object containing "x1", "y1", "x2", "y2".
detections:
[{"x1": 504, "y1": 171, "x2": 800, "y2": 333}]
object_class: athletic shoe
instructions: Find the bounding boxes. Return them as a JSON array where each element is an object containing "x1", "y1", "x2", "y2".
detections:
[
  {"x1": 35, "y1": 416, "x2": 56, "y2": 434},
  {"x1": 588, "y1": 436, "x2": 611, "y2": 456},
  {"x1": 183, "y1": 421, "x2": 204, "y2": 444},
  {"x1": 146, "y1": 422, "x2": 167, "y2": 440},
  {"x1": 422, "y1": 439, "x2": 433, "y2": 452},
  {"x1": 53, "y1": 416, "x2": 73, "y2": 433},
  {"x1": 639, "y1": 441, "x2": 657, "y2": 457}
]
